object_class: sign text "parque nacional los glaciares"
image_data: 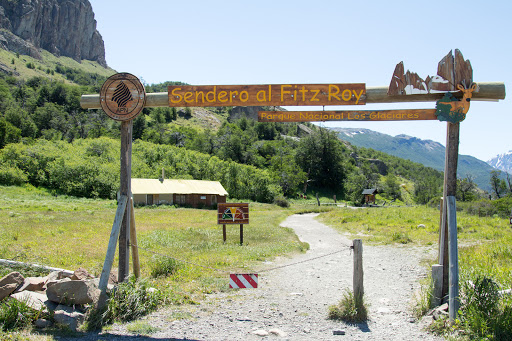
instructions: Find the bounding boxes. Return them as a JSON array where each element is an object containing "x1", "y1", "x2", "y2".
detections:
[{"x1": 168, "y1": 84, "x2": 366, "y2": 107}]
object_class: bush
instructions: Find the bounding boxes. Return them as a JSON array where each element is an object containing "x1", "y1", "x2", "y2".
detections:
[
  {"x1": 85, "y1": 276, "x2": 162, "y2": 330},
  {"x1": 150, "y1": 255, "x2": 180, "y2": 278},
  {"x1": 459, "y1": 275, "x2": 512, "y2": 340},
  {"x1": 328, "y1": 289, "x2": 368, "y2": 323},
  {"x1": 0, "y1": 166, "x2": 28, "y2": 186},
  {"x1": 273, "y1": 195, "x2": 289, "y2": 208}
]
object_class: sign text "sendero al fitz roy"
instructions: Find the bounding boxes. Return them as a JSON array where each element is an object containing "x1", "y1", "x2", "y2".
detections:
[{"x1": 168, "y1": 84, "x2": 366, "y2": 107}]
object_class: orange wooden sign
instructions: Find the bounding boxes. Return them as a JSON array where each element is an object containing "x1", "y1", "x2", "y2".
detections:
[
  {"x1": 218, "y1": 203, "x2": 249, "y2": 225},
  {"x1": 100, "y1": 73, "x2": 146, "y2": 121},
  {"x1": 258, "y1": 109, "x2": 437, "y2": 122},
  {"x1": 168, "y1": 84, "x2": 365, "y2": 107}
]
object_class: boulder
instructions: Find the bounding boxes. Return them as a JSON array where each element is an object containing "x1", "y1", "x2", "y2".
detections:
[
  {"x1": 0, "y1": 271, "x2": 24, "y2": 301},
  {"x1": 34, "y1": 318, "x2": 52, "y2": 329},
  {"x1": 11, "y1": 291, "x2": 49, "y2": 311},
  {"x1": 46, "y1": 280, "x2": 100, "y2": 305},
  {"x1": 14, "y1": 276, "x2": 47, "y2": 293},
  {"x1": 53, "y1": 304, "x2": 85, "y2": 331},
  {"x1": 71, "y1": 268, "x2": 93, "y2": 281}
]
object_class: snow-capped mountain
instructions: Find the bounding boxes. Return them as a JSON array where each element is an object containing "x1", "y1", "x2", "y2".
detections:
[{"x1": 488, "y1": 151, "x2": 512, "y2": 174}]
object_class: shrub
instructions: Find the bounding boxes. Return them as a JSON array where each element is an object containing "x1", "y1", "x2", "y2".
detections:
[
  {"x1": 328, "y1": 289, "x2": 368, "y2": 322},
  {"x1": 150, "y1": 255, "x2": 180, "y2": 278},
  {"x1": 0, "y1": 166, "x2": 28, "y2": 186},
  {"x1": 85, "y1": 276, "x2": 162, "y2": 330},
  {"x1": 459, "y1": 275, "x2": 512, "y2": 340},
  {"x1": 273, "y1": 195, "x2": 289, "y2": 208}
]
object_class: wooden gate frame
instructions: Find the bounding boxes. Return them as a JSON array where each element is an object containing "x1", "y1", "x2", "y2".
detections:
[{"x1": 82, "y1": 50, "x2": 506, "y2": 319}]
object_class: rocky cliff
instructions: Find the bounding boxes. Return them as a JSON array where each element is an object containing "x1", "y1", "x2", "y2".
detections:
[{"x1": 0, "y1": 0, "x2": 106, "y2": 67}]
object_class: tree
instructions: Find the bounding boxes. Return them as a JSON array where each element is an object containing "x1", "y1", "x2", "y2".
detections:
[
  {"x1": 457, "y1": 175, "x2": 477, "y2": 202},
  {"x1": 490, "y1": 170, "x2": 507, "y2": 199},
  {"x1": 296, "y1": 129, "x2": 346, "y2": 193}
]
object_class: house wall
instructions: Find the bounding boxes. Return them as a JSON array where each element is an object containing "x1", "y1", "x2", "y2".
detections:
[{"x1": 134, "y1": 193, "x2": 226, "y2": 207}]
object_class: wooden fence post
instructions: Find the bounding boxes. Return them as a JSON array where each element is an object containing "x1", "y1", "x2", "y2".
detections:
[
  {"x1": 353, "y1": 239, "x2": 364, "y2": 301},
  {"x1": 129, "y1": 198, "x2": 140, "y2": 279},
  {"x1": 118, "y1": 121, "x2": 132, "y2": 282},
  {"x1": 447, "y1": 196, "x2": 459, "y2": 322},
  {"x1": 431, "y1": 264, "x2": 443, "y2": 308}
]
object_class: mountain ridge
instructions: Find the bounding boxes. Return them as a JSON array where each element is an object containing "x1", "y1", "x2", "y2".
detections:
[
  {"x1": 0, "y1": 0, "x2": 106, "y2": 67},
  {"x1": 331, "y1": 127, "x2": 496, "y2": 192}
]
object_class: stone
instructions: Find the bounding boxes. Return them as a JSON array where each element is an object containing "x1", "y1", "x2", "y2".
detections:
[
  {"x1": 417, "y1": 224, "x2": 426, "y2": 228},
  {"x1": 14, "y1": 276, "x2": 46, "y2": 293},
  {"x1": 252, "y1": 329, "x2": 269, "y2": 336},
  {"x1": 269, "y1": 328, "x2": 287, "y2": 337},
  {"x1": 53, "y1": 304, "x2": 85, "y2": 331},
  {"x1": 34, "y1": 318, "x2": 52, "y2": 329},
  {"x1": 46, "y1": 279, "x2": 100, "y2": 305},
  {"x1": 11, "y1": 291, "x2": 48, "y2": 311},
  {"x1": 71, "y1": 267, "x2": 93, "y2": 281},
  {"x1": 0, "y1": 271, "x2": 24, "y2": 301},
  {"x1": 432, "y1": 304, "x2": 449, "y2": 320},
  {"x1": 46, "y1": 277, "x2": 71, "y2": 290}
]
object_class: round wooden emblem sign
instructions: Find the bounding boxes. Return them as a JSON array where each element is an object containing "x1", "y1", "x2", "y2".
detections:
[{"x1": 100, "y1": 73, "x2": 146, "y2": 121}]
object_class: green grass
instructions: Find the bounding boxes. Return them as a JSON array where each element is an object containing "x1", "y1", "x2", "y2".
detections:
[
  {"x1": 0, "y1": 45, "x2": 115, "y2": 84},
  {"x1": 0, "y1": 185, "x2": 307, "y2": 302},
  {"x1": 328, "y1": 289, "x2": 368, "y2": 323},
  {"x1": 126, "y1": 321, "x2": 160, "y2": 335}
]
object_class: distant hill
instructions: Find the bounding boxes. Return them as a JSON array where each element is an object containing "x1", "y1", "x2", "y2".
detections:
[
  {"x1": 331, "y1": 128, "x2": 496, "y2": 192},
  {"x1": 487, "y1": 151, "x2": 512, "y2": 174}
]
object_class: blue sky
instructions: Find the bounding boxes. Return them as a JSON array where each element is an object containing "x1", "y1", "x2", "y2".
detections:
[{"x1": 89, "y1": 0, "x2": 510, "y2": 162}]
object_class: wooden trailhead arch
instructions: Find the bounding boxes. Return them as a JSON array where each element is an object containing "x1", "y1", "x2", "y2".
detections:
[{"x1": 81, "y1": 49, "x2": 506, "y2": 317}]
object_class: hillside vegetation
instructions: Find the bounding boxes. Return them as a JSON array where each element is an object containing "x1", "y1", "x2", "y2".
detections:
[{"x1": 0, "y1": 50, "x2": 475, "y2": 206}]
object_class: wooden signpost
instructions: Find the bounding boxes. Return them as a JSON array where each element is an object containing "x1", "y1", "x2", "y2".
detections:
[
  {"x1": 217, "y1": 203, "x2": 249, "y2": 245},
  {"x1": 95, "y1": 73, "x2": 145, "y2": 307},
  {"x1": 81, "y1": 50, "x2": 506, "y2": 318}
]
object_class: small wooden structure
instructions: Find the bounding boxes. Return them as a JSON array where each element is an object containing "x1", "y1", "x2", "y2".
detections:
[
  {"x1": 362, "y1": 188, "x2": 377, "y2": 205},
  {"x1": 131, "y1": 178, "x2": 227, "y2": 208}
]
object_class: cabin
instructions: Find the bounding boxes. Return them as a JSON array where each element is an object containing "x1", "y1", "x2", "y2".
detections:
[
  {"x1": 131, "y1": 178, "x2": 228, "y2": 208},
  {"x1": 362, "y1": 188, "x2": 377, "y2": 205}
]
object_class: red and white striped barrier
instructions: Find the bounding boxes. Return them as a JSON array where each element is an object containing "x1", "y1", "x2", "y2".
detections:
[{"x1": 229, "y1": 274, "x2": 258, "y2": 288}]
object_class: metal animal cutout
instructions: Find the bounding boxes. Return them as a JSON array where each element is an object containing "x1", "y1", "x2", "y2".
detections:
[{"x1": 435, "y1": 83, "x2": 477, "y2": 123}]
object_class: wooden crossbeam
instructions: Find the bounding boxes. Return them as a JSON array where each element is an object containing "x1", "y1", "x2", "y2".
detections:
[{"x1": 80, "y1": 82, "x2": 505, "y2": 110}]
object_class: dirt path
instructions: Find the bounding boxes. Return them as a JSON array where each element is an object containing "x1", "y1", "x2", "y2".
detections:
[{"x1": 100, "y1": 213, "x2": 441, "y2": 340}]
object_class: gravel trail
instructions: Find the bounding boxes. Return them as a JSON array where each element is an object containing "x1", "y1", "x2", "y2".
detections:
[{"x1": 89, "y1": 213, "x2": 441, "y2": 340}]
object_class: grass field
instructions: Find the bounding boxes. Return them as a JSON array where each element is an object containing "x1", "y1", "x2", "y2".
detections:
[
  {"x1": 319, "y1": 206, "x2": 512, "y2": 302},
  {"x1": 0, "y1": 185, "x2": 308, "y2": 301}
]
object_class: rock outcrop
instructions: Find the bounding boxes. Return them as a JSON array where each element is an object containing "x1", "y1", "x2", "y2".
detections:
[{"x1": 0, "y1": 0, "x2": 106, "y2": 66}]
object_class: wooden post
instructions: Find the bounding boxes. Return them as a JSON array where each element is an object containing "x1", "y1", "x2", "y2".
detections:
[
  {"x1": 97, "y1": 195, "x2": 128, "y2": 308},
  {"x1": 353, "y1": 239, "x2": 364, "y2": 301},
  {"x1": 119, "y1": 121, "x2": 132, "y2": 282},
  {"x1": 240, "y1": 224, "x2": 243, "y2": 245},
  {"x1": 129, "y1": 198, "x2": 140, "y2": 279},
  {"x1": 333, "y1": 195, "x2": 337, "y2": 203},
  {"x1": 316, "y1": 193, "x2": 320, "y2": 206},
  {"x1": 447, "y1": 196, "x2": 459, "y2": 322},
  {"x1": 431, "y1": 264, "x2": 443, "y2": 308},
  {"x1": 223, "y1": 224, "x2": 226, "y2": 243}
]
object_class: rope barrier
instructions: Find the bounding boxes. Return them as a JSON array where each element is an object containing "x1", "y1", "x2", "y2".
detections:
[{"x1": 130, "y1": 243, "x2": 352, "y2": 275}]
